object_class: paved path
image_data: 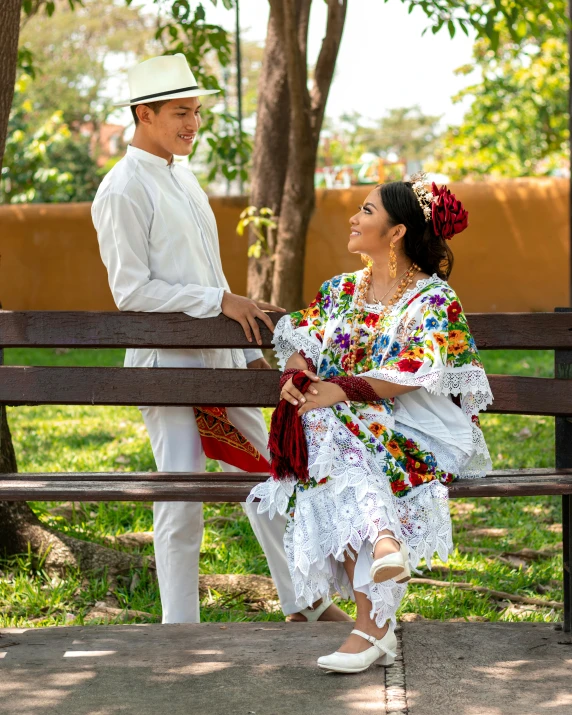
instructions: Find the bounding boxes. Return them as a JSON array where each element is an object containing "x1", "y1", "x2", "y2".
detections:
[
  {"x1": 402, "y1": 621, "x2": 572, "y2": 715},
  {"x1": 0, "y1": 622, "x2": 570, "y2": 715}
]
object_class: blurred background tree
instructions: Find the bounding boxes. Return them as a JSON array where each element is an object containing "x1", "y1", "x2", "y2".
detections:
[
  {"x1": 318, "y1": 106, "x2": 443, "y2": 169},
  {"x1": 1, "y1": 0, "x2": 157, "y2": 203},
  {"x1": 429, "y1": 11, "x2": 569, "y2": 179}
]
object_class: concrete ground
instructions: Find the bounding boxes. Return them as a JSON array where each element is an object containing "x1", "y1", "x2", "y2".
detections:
[{"x1": 0, "y1": 621, "x2": 571, "y2": 715}]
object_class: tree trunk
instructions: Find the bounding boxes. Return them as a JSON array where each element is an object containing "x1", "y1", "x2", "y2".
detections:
[
  {"x1": 0, "y1": 3, "x2": 23, "y2": 536},
  {"x1": 0, "y1": 0, "x2": 21, "y2": 166},
  {"x1": 246, "y1": 3, "x2": 291, "y2": 302},
  {"x1": 248, "y1": 0, "x2": 347, "y2": 311}
]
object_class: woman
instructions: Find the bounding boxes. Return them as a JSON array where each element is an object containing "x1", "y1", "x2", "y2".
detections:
[{"x1": 248, "y1": 174, "x2": 493, "y2": 673}]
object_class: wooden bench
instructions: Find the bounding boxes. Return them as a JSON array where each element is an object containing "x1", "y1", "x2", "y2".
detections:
[{"x1": 1, "y1": 309, "x2": 571, "y2": 631}]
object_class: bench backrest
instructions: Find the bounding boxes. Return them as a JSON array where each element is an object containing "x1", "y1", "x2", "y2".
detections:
[{"x1": 1, "y1": 310, "x2": 572, "y2": 416}]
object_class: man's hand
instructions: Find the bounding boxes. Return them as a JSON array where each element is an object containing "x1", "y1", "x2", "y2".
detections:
[
  {"x1": 221, "y1": 292, "x2": 286, "y2": 346},
  {"x1": 247, "y1": 357, "x2": 273, "y2": 369}
]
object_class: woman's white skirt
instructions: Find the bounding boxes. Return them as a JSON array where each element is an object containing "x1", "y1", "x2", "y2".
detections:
[{"x1": 247, "y1": 407, "x2": 454, "y2": 628}]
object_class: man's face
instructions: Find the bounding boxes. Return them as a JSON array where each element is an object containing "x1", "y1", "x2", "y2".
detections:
[{"x1": 136, "y1": 97, "x2": 202, "y2": 158}]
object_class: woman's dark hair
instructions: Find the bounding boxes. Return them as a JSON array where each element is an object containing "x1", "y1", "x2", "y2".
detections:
[{"x1": 378, "y1": 181, "x2": 454, "y2": 280}]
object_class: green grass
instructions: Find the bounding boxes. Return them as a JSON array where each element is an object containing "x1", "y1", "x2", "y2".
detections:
[{"x1": 0, "y1": 347, "x2": 563, "y2": 627}]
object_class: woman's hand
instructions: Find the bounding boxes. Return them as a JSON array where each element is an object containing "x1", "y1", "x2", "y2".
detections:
[
  {"x1": 280, "y1": 369, "x2": 320, "y2": 407},
  {"x1": 293, "y1": 378, "x2": 347, "y2": 417}
]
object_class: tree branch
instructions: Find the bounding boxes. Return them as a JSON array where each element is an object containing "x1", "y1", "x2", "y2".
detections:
[
  {"x1": 281, "y1": 0, "x2": 313, "y2": 148},
  {"x1": 297, "y1": 0, "x2": 312, "y2": 67},
  {"x1": 310, "y1": 0, "x2": 347, "y2": 146},
  {"x1": 410, "y1": 577, "x2": 563, "y2": 610}
]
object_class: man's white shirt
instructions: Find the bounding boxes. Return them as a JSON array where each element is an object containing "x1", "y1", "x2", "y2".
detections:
[{"x1": 92, "y1": 144, "x2": 262, "y2": 369}]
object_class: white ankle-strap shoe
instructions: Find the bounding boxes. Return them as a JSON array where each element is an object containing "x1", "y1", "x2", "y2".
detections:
[
  {"x1": 369, "y1": 533, "x2": 411, "y2": 584},
  {"x1": 298, "y1": 597, "x2": 332, "y2": 622},
  {"x1": 317, "y1": 627, "x2": 397, "y2": 673}
]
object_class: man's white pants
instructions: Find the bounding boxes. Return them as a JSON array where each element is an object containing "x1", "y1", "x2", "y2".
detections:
[{"x1": 139, "y1": 404, "x2": 298, "y2": 623}]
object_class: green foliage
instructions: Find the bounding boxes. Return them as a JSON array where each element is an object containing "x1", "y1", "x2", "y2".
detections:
[
  {"x1": 1, "y1": 77, "x2": 101, "y2": 203},
  {"x1": 18, "y1": 0, "x2": 153, "y2": 129},
  {"x1": 15, "y1": 0, "x2": 250, "y2": 192},
  {"x1": 394, "y1": 0, "x2": 568, "y2": 52},
  {"x1": 407, "y1": 0, "x2": 570, "y2": 179},
  {"x1": 430, "y1": 33, "x2": 569, "y2": 179},
  {"x1": 236, "y1": 206, "x2": 277, "y2": 259},
  {"x1": 4, "y1": 0, "x2": 158, "y2": 203}
]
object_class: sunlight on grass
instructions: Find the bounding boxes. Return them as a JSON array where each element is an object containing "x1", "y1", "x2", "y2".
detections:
[{"x1": 0, "y1": 347, "x2": 564, "y2": 627}]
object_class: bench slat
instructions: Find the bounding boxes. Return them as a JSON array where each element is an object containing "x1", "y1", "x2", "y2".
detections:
[
  {"x1": 1, "y1": 470, "x2": 571, "y2": 501},
  {"x1": 0, "y1": 367, "x2": 570, "y2": 415},
  {"x1": 0, "y1": 468, "x2": 568, "y2": 483},
  {"x1": 1, "y1": 310, "x2": 572, "y2": 350},
  {"x1": 0, "y1": 366, "x2": 278, "y2": 408}
]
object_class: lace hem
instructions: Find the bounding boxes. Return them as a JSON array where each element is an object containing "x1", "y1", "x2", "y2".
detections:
[
  {"x1": 364, "y1": 366, "x2": 493, "y2": 410},
  {"x1": 247, "y1": 406, "x2": 454, "y2": 628},
  {"x1": 248, "y1": 476, "x2": 453, "y2": 629},
  {"x1": 272, "y1": 315, "x2": 321, "y2": 370}
]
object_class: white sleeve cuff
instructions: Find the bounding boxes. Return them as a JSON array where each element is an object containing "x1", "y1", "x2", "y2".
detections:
[{"x1": 244, "y1": 348, "x2": 264, "y2": 365}]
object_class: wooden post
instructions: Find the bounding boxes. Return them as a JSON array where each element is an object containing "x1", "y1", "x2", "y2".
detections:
[{"x1": 555, "y1": 307, "x2": 572, "y2": 633}]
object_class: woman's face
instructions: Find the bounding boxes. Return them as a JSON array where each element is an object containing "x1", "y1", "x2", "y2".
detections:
[{"x1": 348, "y1": 188, "x2": 396, "y2": 257}]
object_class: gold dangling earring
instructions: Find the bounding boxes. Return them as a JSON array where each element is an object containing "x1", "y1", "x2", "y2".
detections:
[
  {"x1": 360, "y1": 253, "x2": 372, "y2": 267},
  {"x1": 388, "y1": 242, "x2": 397, "y2": 279}
]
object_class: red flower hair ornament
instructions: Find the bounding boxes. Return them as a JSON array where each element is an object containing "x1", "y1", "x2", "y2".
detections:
[{"x1": 410, "y1": 171, "x2": 469, "y2": 241}]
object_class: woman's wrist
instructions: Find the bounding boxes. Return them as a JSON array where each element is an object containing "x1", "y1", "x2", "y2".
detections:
[
  {"x1": 326, "y1": 375, "x2": 381, "y2": 403},
  {"x1": 285, "y1": 352, "x2": 308, "y2": 371}
]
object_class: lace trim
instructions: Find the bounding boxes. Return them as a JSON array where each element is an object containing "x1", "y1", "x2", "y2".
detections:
[
  {"x1": 247, "y1": 406, "x2": 455, "y2": 629},
  {"x1": 364, "y1": 366, "x2": 493, "y2": 407},
  {"x1": 272, "y1": 315, "x2": 321, "y2": 371}
]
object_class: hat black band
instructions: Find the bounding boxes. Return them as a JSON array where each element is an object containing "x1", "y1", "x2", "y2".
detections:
[{"x1": 131, "y1": 85, "x2": 199, "y2": 103}]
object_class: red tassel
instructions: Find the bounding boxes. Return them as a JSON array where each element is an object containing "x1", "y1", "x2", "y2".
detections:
[{"x1": 268, "y1": 370, "x2": 314, "y2": 482}]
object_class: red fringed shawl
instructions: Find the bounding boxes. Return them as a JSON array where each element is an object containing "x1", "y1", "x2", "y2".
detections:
[
  {"x1": 268, "y1": 370, "x2": 315, "y2": 482},
  {"x1": 268, "y1": 362, "x2": 381, "y2": 482}
]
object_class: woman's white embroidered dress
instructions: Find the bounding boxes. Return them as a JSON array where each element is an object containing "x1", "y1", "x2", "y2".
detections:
[{"x1": 248, "y1": 270, "x2": 493, "y2": 627}]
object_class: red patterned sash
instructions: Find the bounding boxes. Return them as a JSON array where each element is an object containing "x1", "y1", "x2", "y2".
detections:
[{"x1": 193, "y1": 406, "x2": 270, "y2": 472}]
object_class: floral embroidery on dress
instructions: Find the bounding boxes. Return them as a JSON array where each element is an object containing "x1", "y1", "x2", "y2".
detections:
[
  {"x1": 248, "y1": 269, "x2": 492, "y2": 627},
  {"x1": 271, "y1": 270, "x2": 493, "y2": 512}
]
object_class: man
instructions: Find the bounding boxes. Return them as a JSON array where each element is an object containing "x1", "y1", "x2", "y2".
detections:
[{"x1": 92, "y1": 54, "x2": 349, "y2": 625}]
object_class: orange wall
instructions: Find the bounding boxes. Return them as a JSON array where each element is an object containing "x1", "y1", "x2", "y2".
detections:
[{"x1": 0, "y1": 179, "x2": 569, "y2": 313}]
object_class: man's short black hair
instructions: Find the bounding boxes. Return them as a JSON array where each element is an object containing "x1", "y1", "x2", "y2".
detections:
[{"x1": 131, "y1": 99, "x2": 170, "y2": 126}]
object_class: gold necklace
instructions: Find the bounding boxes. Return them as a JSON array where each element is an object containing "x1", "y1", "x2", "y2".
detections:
[
  {"x1": 371, "y1": 266, "x2": 409, "y2": 305},
  {"x1": 345, "y1": 263, "x2": 421, "y2": 375}
]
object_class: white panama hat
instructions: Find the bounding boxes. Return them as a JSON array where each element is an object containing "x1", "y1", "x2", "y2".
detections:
[{"x1": 114, "y1": 53, "x2": 220, "y2": 108}]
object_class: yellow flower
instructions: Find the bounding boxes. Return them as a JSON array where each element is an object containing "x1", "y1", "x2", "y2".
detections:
[
  {"x1": 369, "y1": 422, "x2": 387, "y2": 438},
  {"x1": 434, "y1": 332, "x2": 447, "y2": 347},
  {"x1": 448, "y1": 340, "x2": 467, "y2": 355},
  {"x1": 449, "y1": 329, "x2": 464, "y2": 343},
  {"x1": 403, "y1": 347, "x2": 424, "y2": 360},
  {"x1": 386, "y1": 439, "x2": 403, "y2": 459}
]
